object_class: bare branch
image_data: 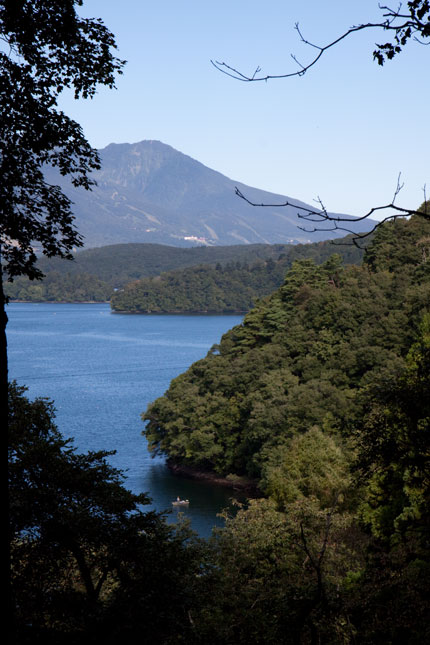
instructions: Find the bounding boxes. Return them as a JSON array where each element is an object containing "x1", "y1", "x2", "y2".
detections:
[
  {"x1": 235, "y1": 179, "x2": 429, "y2": 248},
  {"x1": 211, "y1": 3, "x2": 429, "y2": 81},
  {"x1": 211, "y1": 22, "x2": 374, "y2": 82},
  {"x1": 216, "y1": 3, "x2": 429, "y2": 243}
]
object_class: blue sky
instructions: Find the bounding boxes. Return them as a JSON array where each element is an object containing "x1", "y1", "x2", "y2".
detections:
[{"x1": 59, "y1": 0, "x2": 429, "y2": 219}]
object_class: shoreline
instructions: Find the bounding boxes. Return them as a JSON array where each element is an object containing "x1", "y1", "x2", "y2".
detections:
[
  {"x1": 166, "y1": 459, "x2": 261, "y2": 495},
  {"x1": 112, "y1": 308, "x2": 247, "y2": 315},
  {"x1": 9, "y1": 301, "x2": 245, "y2": 314},
  {"x1": 8, "y1": 300, "x2": 110, "y2": 304}
]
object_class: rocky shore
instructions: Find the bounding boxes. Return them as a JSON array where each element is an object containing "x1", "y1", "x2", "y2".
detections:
[{"x1": 166, "y1": 459, "x2": 261, "y2": 495}]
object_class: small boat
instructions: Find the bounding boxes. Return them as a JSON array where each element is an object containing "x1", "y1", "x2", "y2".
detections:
[{"x1": 172, "y1": 498, "x2": 189, "y2": 506}]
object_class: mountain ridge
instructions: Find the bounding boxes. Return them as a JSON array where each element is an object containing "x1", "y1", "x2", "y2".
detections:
[{"x1": 46, "y1": 140, "x2": 375, "y2": 249}]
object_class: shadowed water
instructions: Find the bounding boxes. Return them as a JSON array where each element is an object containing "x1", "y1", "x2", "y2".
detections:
[{"x1": 7, "y1": 302, "x2": 243, "y2": 537}]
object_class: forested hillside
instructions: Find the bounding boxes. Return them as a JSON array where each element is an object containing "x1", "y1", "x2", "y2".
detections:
[
  {"x1": 4, "y1": 242, "x2": 288, "y2": 301},
  {"x1": 7, "y1": 0, "x2": 429, "y2": 640},
  {"x1": 139, "y1": 213, "x2": 430, "y2": 641},
  {"x1": 10, "y1": 214, "x2": 430, "y2": 643},
  {"x1": 111, "y1": 237, "x2": 364, "y2": 313},
  {"x1": 143, "y1": 214, "x2": 429, "y2": 480},
  {"x1": 5, "y1": 237, "x2": 363, "y2": 305},
  {"x1": 36, "y1": 242, "x2": 297, "y2": 283},
  {"x1": 5, "y1": 271, "x2": 113, "y2": 303}
]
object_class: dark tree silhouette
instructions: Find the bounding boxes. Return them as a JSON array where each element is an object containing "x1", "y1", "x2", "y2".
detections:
[
  {"x1": 0, "y1": 0, "x2": 125, "y2": 426},
  {"x1": 9, "y1": 382, "x2": 201, "y2": 643}
]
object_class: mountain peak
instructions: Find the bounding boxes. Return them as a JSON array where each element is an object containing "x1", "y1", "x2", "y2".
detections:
[{"x1": 51, "y1": 141, "x2": 374, "y2": 249}]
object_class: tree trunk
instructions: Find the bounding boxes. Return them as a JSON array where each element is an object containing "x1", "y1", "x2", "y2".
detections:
[{"x1": 0, "y1": 256, "x2": 8, "y2": 434}]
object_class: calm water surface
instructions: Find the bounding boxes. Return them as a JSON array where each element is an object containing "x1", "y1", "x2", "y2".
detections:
[{"x1": 7, "y1": 303, "x2": 243, "y2": 537}]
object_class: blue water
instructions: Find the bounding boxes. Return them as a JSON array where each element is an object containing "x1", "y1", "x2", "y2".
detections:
[{"x1": 7, "y1": 303, "x2": 243, "y2": 537}]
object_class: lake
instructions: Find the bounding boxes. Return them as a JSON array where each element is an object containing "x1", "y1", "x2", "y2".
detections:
[{"x1": 7, "y1": 302, "x2": 243, "y2": 537}]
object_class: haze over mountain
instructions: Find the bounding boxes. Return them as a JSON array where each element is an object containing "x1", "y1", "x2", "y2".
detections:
[{"x1": 47, "y1": 140, "x2": 374, "y2": 249}]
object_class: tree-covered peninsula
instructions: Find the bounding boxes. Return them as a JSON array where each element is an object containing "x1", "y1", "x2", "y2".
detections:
[
  {"x1": 5, "y1": 237, "x2": 364, "y2": 306},
  {"x1": 3, "y1": 242, "x2": 276, "y2": 302},
  {"x1": 144, "y1": 212, "x2": 429, "y2": 483},
  {"x1": 111, "y1": 236, "x2": 364, "y2": 313},
  {"x1": 139, "y1": 212, "x2": 430, "y2": 641}
]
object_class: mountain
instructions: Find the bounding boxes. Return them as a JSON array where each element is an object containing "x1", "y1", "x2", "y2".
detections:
[{"x1": 46, "y1": 140, "x2": 374, "y2": 249}]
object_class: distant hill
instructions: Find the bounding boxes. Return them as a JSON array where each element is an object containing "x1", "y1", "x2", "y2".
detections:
[
  {"x1": 110, "y1": 237, "x2": 365, "y2": 314},
  {"x1": 33, "y1": 242, "x2": 304, "y2": 287},
  {"x1": 44, "y1": 140, "x2": 375, "y2": 249},
  {"x1": 6, "y1": 237, "x2": 366, "y2": 306}
]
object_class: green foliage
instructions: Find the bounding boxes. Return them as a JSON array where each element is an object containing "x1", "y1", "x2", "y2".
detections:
[
  {"x1": 0, "y1": 0, "x2": 125, "y2": 281},
  {"x1": 111, "y1": 240, "x2": 363, "y2": 314},
  {"x1": 143, "y1": 216, "x2": 430, "y2": 480},
  {"x1": 111, "y1": 260, "x2": 284, "y2": 313},
  {"x1": 28, "y1": 241, "x2": 300, "y2": 286},
  {"x1": 5, "y1": 234, "x2": 365, "y2": 304},
  {"x1": 4, "y1": 271, "x2": 113, "y2": 302},
  {"x1": 0, "y1": 0, "x2": 126, "y2": 434},
  {"x1": 190, "y1": 498, "x2": 363, "y2": 644},
  {"x1": 363, "y1": 212, "x2": 430, "y2": 273},
  {"x1": 6, "y1": 3, "x2": 430, "y2": 641},
  {"x1": 175, "y1": 214, "x2": 430, "y2": 644},
  {"x1": 356, "y1": 313, "x2": 430, "y2": 546},
  {"x1": 261, "y1": 427, "x2": 351, "y2": 510},
  {"x1": 9, "y1": 215, "x2": 430, "y2": 642},
  {"x1": 9, "y1": 382, "x2": 204, "y2": 644}
]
